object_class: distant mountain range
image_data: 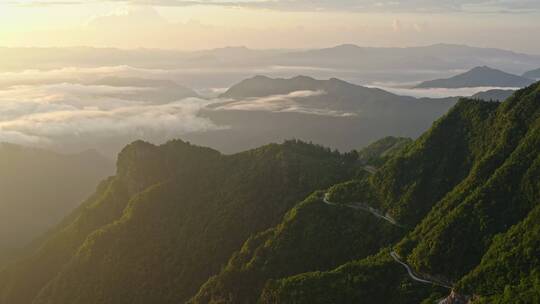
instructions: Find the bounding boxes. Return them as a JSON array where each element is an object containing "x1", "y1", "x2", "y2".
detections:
[
  {"x1": 523, "y1": 68, "x2": 540, "y2": 80},
  {"x1": 0, "y1": 71, "x2": 522, "y2": 157},
  {"x1": 1, "y1": 81, "x2": 538, "y2": 304},
  {"x1": 0, "y1": 143, "x2": 113, "y2": 265},
  {"x1": 272, "y1": 44, "x2": 540, "y2": 74},
  {"x1": 183, "y1": 75, "x2": 457, "y2": 153},
  {"x1": 416, "y1": 66, "x2": 535, "y2": 88},
  {"x1": 2, "y1": 44, "x2": 540, "y2": 87},
  {"x1": 218, "y1": 75, "x2": 438, "y2": 111}
]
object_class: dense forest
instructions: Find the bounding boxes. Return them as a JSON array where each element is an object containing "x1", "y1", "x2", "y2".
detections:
[
  {"x1": 0, "y1": 82, "x2": 538, "y2": 304},
  {"x1": 0, "y1": 139, "x2": 360, "y2": 304}
]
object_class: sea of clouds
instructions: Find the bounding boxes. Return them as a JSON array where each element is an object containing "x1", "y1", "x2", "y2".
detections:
[
  {"x1": 1, "y1": 65, "x2": 508, "y2": 153},
  {"x1": 0, "y1": 83, "x2": 219, "y2": 146},
  {"x1": 0, "y1": 67, "x2": 350, "y2": 150}
]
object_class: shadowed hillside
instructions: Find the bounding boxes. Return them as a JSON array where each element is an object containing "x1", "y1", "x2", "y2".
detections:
[{"x1": 0, "y1": 144, "x2": 113, "y2": 266}]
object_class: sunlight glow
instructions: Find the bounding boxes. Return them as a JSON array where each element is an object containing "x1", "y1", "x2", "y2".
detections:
[{"x1": 0, "y1": 1, "x2": 539, "y2": 52}]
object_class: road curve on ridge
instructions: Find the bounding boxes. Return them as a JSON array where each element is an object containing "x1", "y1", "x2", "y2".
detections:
[
  {"x1": 391, "y1": 251, "x2": 452, "y2": 289},
  {"x1": 322, "y1": 192, "x2": 401, "y2": 227},
  {"x1": 324, "y1": 165, "x2": 454, "y2": 300}
]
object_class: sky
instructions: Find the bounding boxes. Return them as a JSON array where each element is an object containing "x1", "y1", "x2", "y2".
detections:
[{"x1": 0, "y1": 0, "x2": 539, "y2": 53}]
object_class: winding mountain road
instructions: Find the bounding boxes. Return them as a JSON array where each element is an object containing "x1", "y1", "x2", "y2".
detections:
[
  {"x1": 322, "y1": 193, "x2": 400, "y2": 226},
  {"x1": 390, "y1": 252, "x2": 433, "y2": 284},
  {"x1": 322, "y1": 165, "x2": 400, "y2": 226},
  {"x1": 363, "y1": 165, "x2": 378, "y2": 175},
  {"x1": 390, "y1": 251, "x2": 452, "y2": 289},
  {"x1": 322, "y1": 165, "x2": 453, "y2": 298}
]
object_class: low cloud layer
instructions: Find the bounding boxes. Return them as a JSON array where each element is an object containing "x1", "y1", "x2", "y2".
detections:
[
  {"x1": 0, "y1": 66, "x2": 176, "y2": 88},
  {"x1": 0, "y1": 74, "x2": 356, "y2": 150},
  {"x1": 213, "y1": 90, "x2": 356, "y2": 117},
  {"x1": 368, "y1": 84, "x2": 521, "y2": 99},
  {"x1": 0, "y1": 83, "x2": 219, "y2": 147}
]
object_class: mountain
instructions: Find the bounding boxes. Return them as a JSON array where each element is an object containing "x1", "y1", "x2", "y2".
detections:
[
  {"x1": 471, "y1": 89, "x2": 515, "y2": 101},
  {"x1": 2, "y1": 44, "x2": 540, "y2": 87},
  {"x1": 190, "y1": 82, "x2": 540, "y2": 303},
  {"x1": 523, "y1": 68, "x2": 540, "y2": 80},
  {"x1": 218, "y1": 75, "x2": 426, "y2": 110},
  {"x1": 2, "y1": 82, "x2": 539, "y2": 304},
  {"x1": 0, "y1": 144, "x2": 113, "y2": 265},
  {"x1": 188, "y1": 137, "x2": 411, "y2": 304},
  {"x1": 355, "y1": 136, "x2": 413, "y2": 167},
  {"x1": 416, "y1": 66, "x2": 535, "y2": 88},
  {"x1": 271, "y1": 44, "x2": 540, "y2": 75},
  {"x1": 0, "y1": 140, "x2": 359, "y2": 304},
  {"x1": 183, "y1": 75, "x2": 455, "y2": 153}
]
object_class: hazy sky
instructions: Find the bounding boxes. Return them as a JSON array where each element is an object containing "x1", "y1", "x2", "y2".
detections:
[{"x1": 1, "y1": 0, "x2": 540, "y2": 53}]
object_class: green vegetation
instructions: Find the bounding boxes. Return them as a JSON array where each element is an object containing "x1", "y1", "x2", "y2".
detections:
[
  {"x1": 258, "y1": 251, "x2": 444, "y2": 304},
  {"x1": 255, "y1": 82, "x2": 540, "y2": 303},
  {"x1": 457, "y1": 202, "x2": 540, "y2": 303},
  {"x1": 356, "y1": 136, "x2": 412, "y2": 167},
  {"x1": 1, "y1": 82, "x2": 539, "y2": 304},
  {"x1": 189, "y1": 194, "x2": 402, "y2": 304},
  {"x1": 0, "y1": 139, "x2": 357, "y2": 304},
  {"x1": 396, "y1": 84, "x2": 540, "y2": 280}
]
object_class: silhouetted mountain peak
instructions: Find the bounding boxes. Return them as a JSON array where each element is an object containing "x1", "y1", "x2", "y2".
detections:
[
  {"x1": 468, "y1": 65, "x2": 506, "y2": 74},
  {"x1": 332, "y1": 44, "x2": 362, "y2": 50},
  {"x1": 416, "y1": 66, "x2": 535, "y2": 88},
  {"x1": 291, "y1": 75, "x2": 317, "y2": 82},
  {"x1": 328, "y1": 77, "x2": 350, "y2": 85},
  {"x1": 251, "y1": 75, "x2": 272, "y2": 80},
  {"x1": 219, "y1": 75, "x2": 379, "y2": 100},
  {"x1": 523, "y1": 67, "x2": 540, "y2": 79}
]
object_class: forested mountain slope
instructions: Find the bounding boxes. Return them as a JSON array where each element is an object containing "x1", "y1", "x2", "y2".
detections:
[
  {"x1": 189, "y1": 137, "x2": 411, "y2": 304},
  {"x1": 2, "y1": 82, "x2": 539, "y2": 304},
  {"x1": 0, "y1": 140, "x2": 358, "y2": 304},
  {"x1": 472, "y1": 89, "x2": 515, "y2": 102},
  {"x1": 195, "y1": 82, "x2": 540, "y2": 303}
]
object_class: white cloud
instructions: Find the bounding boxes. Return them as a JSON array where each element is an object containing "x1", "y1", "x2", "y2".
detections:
[
  {"x1": 0, "y1": 66, "x2": 171, "y2": 88},
  {"x1": 0, "y1": 79, "x2": 356, "y2": 149},
  {"x1": 213, "y1": 90, "x2": 356, "y2": 117},
  {"x1": 0, "y1": 83, "x2": 221, "y2": 146},
  {"x1": 367, "y1": 84, "x2": 520, "y2": 98}
]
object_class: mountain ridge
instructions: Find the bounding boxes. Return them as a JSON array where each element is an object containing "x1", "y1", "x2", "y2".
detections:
[
  {"x1": 416, "y1": 66, "x2": 535, "y2": 88},
  {"x1": 185, "y1": 75, "x2": 456, "y2": 154},
  {"x1": 523, "y1": 67, "x2": 540, "y2": 80},
  {"x1": 189, "y1": 82, "x2": 540, "y2": 304},
  {"x1": 0, "y1": 139, "x2": 359, "y2": 304},
  {"x1": 1, "y1": 81, "x2": 539, "y2": 304}
]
